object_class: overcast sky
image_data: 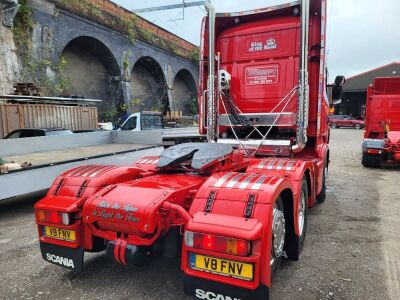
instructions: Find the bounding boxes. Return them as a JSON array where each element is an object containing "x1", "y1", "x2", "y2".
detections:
[{"x1": 114, "y1": 0, "x2": 400, "y2": 80}]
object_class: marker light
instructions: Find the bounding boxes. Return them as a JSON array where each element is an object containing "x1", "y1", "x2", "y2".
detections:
[
  {"x1": 185, "y1": 231, "x2": 251, "y2": 257},
  {"x1": 36, "y1": 210, "x2": 72, "y2": 225}
]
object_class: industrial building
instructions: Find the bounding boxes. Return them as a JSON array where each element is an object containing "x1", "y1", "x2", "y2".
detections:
[{"x1": 335, "y1": 62, "x2": 400, "y2": 119}]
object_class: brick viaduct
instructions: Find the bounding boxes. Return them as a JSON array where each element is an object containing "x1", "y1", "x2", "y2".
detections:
[{"x1": 28, "y1": 0, "x2": 199, "y2": 119}]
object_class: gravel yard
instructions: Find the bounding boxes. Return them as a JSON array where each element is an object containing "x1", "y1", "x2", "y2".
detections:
[{"x1": 0, "y1": 129, "x2": 398, "y2": 300}]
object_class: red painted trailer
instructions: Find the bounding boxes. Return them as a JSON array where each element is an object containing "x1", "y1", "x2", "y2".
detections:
[
  {"x1": 34, "y1": 1, "x2": 344, "y2": 299},
  {"x1": 362, "y1": 77, "x2": 400, "y2": 167}
]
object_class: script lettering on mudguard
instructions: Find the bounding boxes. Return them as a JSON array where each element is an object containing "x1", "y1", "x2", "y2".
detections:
[
  {"x1": 92, "y1": 200, "x2": 140, "y2": 223},
  {"x1": 195, "y1": 289, "x2": 241, "y2": 300},
  {"x1": 46, "y1": 253, "x2": 74, "y2": 268}
]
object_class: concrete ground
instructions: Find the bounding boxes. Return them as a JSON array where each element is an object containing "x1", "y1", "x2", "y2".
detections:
[{"x1": 0, "y1": 129, "x2": 399, "y2": 300}]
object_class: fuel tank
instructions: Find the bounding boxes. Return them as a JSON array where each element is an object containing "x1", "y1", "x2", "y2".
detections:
[{"x1": 83, "y1": 174, "x2": 205, "y2": 237}]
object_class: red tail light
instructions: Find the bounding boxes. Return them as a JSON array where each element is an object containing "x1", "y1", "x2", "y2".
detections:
[
  {"x1": 367, "y1": 149, "x2": 382, "y2": 154},
  {"x1": 185, "y1": 231, "x2": 251, "y2": 257},
  {"x1": 35, "y1": 209, "x2": 72, "y2": 225}
]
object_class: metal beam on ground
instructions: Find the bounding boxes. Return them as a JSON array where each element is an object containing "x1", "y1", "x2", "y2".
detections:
[{"x1": 0, "y1": 95, "x2": 102, "y2": 104}]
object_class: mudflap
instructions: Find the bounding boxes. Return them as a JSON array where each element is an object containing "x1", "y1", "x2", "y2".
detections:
[
  {"x1": 362, "y1": 153, "x2": 383, "y2": 167},
  {"x1": 40, "y1": 242, "x2": 84, "y2": 273},
  {"x1": 184, "y1": 275, "x2": 269, "y2": 300}
]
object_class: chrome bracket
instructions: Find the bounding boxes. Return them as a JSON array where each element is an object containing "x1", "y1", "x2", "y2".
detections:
[{"x1": 1, "y1": 0, "x2": 20, "y2": 27}]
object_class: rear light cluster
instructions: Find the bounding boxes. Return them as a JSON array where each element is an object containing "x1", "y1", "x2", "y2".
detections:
[
  {"x1": 36, "y1": 210, "x2": 72, "y2": 225},
  {"x1": 367, "y1": 149, "x2": 382, "y2": 154},
  {"x1": 185, "y1": 231, "x2": 251, "y2": 257}
]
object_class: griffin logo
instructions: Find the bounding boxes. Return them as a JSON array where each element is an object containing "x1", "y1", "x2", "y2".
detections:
[
  {"x1": 195, "y1": 289, "x2": 241, "y2": 300},
  {"x1": 46, "y1": 253, "x2": 74, "y2": 268}
]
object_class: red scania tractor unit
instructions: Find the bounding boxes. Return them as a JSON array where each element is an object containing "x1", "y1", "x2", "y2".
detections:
[
  {"x1": 34, "y1": 1, "x2": 344, "y2": 299},
  {"x1": 362, "y1": 77, "x2": 400, "y2": 167}
]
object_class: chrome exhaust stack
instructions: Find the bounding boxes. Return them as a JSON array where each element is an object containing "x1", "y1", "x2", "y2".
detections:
[
  {"x1": 293, "y1": 0, "x2": 310, "y2": 152},
  {"x1": 205, "y1": 0, "x2": 217, "y2": 142}
]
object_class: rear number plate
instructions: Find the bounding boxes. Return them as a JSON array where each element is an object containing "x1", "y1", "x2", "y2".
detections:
[
  {"x1": 43, "y1": 226, "x2": 75, "y2": 242},
  {"x1": 189, "y1": 253, "x2": 253, "y2": 281}
]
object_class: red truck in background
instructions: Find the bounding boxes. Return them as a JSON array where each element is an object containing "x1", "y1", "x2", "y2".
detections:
[
  {"x1": 362, "y1": 77, "x2": 400, "y2": 167},
  {"x1": 34, "y1": 1, "x2": 344, "y2": 299}
]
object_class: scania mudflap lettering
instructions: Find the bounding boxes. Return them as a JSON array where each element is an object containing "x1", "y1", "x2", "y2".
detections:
[
  {"x1": 34, "y1": 0, "x2": 344, "y2": 299},
  {"x1": 362, "y1": 77, "x2": 400, "y2": 167}
]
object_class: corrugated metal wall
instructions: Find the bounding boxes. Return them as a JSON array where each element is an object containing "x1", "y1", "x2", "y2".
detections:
[{"x1": 0, "y1": 104, "x2": 98, "y2": 138}]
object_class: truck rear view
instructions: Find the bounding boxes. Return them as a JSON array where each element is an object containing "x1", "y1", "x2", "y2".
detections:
[
  {"x1": 362, "y1": 77, "x2": 400, "y2": 167},
  {"x1": 33, "y1": 1, "x2": 344, "y2": 300}
]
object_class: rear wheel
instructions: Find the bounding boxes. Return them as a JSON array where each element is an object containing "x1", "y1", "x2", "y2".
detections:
[
  {"x1": 330, "y1": 123, "x2": 337, "y2": 129},
  {"x1": 316, "y1": 161, "x2": 327, "y2": 204},
  {"x1": 362, "y1": 153, "x2": 369, "y2": 167},
  {"x1": 270, "y1": 197, "x2": 285, "y2": 278},
  {"x1": 362, "y1": 153, "x2": 381, "y2": 167},
  {"x1": 354, "y1": 124, "x2": 361, "y2": 130},
  {"x1": 298, "y1": 179, "x2": 309, "y2": 253}
]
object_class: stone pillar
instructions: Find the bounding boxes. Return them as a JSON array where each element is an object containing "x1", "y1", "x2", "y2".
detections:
[
  {"x1": 164, "y1": 64, "x2": 175, "y2": 112},
  {"x1": 121, "y1": 50, "x2": 132, "y2": 107},
  {"x1": 121, "y1": 80, "x2": 132, "y2": 107},
  {"x1": 0, "y1": 10, "x2": 20, "y2": 94}
]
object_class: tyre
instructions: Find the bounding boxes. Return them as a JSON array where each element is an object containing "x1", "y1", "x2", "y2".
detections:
[
  {"x1": 270, "y1": 197, "x2": 285, "y2": 278},
  {"x1": 354, "y1": 124, "x2": 361, "y2": 130},
  {"x1": 297, "y1": 179, "x2": 309, "y2": 253},
  {"x1": 316, "y1": 161, "x2": 327, "y2": 204},
  {"x1": 362, "y1": 153, "x2": 380, "y2": 167},
  {"x1": 330, "y1": 123, "x2": 337, "y2": 129},
  {"x1": 362, "y1": 154, "x2": 371, "y2": 167}
]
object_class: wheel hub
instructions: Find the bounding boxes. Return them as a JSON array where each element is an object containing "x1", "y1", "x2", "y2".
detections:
[{"x1": 270, "y1": 205, "x2": 285, "y2": 266}]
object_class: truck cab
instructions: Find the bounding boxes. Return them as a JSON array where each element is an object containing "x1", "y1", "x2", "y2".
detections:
[{"x1": 119, "y1": 111, "x2": 164, "y2": 131}]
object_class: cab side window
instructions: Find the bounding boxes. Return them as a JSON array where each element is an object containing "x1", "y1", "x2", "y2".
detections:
[
  {"x1": 5, "y1": 131, "x2": 21, "y2": 139},
  {"x1": 20, "y1": 130, "x2": 37, "y2": 138},
  {"x1": 121, "y1": 117, "x2": 137, "y2": 130}
]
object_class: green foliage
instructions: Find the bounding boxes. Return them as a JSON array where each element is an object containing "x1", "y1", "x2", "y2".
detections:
[
  {"x1": 189, "y1": 48, "x2": 200, "y2": 64},
  {"x1": 122, "y1": 51, "x2": 131, "y2": 72},
  {"x1": 120, "y1": 98, "x2": 145, "y2": 113},
  {"x1": 51, "y1": 59, "x2": 71, "y2": 95},
  {"x1": 33, "y1": 57, "x2": 70, "y2": 96},
  {"x1": 13, "y1": 1, "x2": 71, "y2": 96},
  {"x1": 138, "y1": 28, "x2": 153, "y2": 42},
  {"x1": 127, "y1": 28, "x2": 137, "y2": 45},
  {"x1": 15, "y1": 0, "x2": 34, "y2": 29},
  {"x1": 13, "y1": 0, "x2": 33, "y2": 66},
  {"x1": 168, "y1": 42, "x2": 179, "y2": 55},
  {"x1": 0, "y1": 158, "x2": 5, "y2": 166},
  {"x1": 188, "y1": 96, "x2": 199, "y2": 115},
  {"x1": 100, "y1": 105, "x2": 119, "y2": 123},
  {"x1": 150, "y1": 103, "x2": 163, "y2": 112}
]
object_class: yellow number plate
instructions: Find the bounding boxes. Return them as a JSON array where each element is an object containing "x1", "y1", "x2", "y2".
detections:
[
  {"x1": 189, "y1": 253, "x2": 253, "y2": 281},
  {"x1": 43, "y1": 226, "x2": 76, "y2": 242}
]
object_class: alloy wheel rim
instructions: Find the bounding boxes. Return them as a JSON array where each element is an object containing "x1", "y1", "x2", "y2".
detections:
[
  {"x1": 270, "y1": 203, "x2": 286, "y2": 266},
  {"x1": 298, "y1": 189, "x2": 306, "y2": 236}
]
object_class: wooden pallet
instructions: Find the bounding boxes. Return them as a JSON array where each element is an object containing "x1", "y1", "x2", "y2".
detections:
[{"x1": 12, "y1": 83, "x2": 41, "y2": 96}]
